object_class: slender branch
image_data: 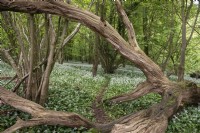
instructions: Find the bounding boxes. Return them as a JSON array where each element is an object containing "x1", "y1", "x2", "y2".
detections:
[
  {"x1": 185, "y1": 0, "x2": 193, "y2": 20},
  {"x1": 22, "y1": 26, "x2": 30, "y2": 45},
  {"x1": 106, "y1": 81, "x2": 163, "y2": 104},
  {"x1": 115, "y1": 0, "x2": 138, "y2": 48},
  {"x1": 12, "y1": 74, "x2": 28, "y2": 92},
  {"x1": 62, "y1": 23, "x2": 81, "y2": 48},
  {"x1": 100, "y1": 0, "x2": 106, "y2": 23},
  {"x1": 0, "y1": 49, "x2": 23, "y2": 78},
  {"x1": 4, "y1": 74, "x2": 17, "y2": 87},
  {"x1": 187, "y1": 21, "x2": 200, "y2": 35},
  {"x1": 38, "y1": 15, "x2": 56, "y2": 105},
  {"x1": 60, "y1": 0, "x2": 94, "y2": 49},
  {"x1": 12, "y1": 59, "x2": 47, "y2": 93},
  {"x1": 187, "y1": 2, "x2": 200, "y2": 45}
]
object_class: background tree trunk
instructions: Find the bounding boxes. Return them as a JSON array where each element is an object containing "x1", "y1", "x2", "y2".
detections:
[
  {"x1": 92, "y1": 0, "x2": 100, "y2": 77},
  {"x1": 26, "y1": 14, "x2": 41, "y2": 101}
]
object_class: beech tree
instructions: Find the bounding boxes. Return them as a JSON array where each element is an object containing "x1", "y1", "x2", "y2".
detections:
[{"x1": 0, "y1": 0, "x2": 199, "y2": 133}]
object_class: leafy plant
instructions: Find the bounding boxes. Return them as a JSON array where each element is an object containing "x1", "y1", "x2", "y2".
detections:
[{"x1": 0, "y1": 62, "x2": 199, "y2": 132}]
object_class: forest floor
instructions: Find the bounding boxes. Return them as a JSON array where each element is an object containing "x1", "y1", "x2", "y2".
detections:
[
  {"x1": 92, "y1": 78, "x2": 111, "y2": 123},
  {"x1": 0, "y1": 61, "x2": 200, "y2": 133}
]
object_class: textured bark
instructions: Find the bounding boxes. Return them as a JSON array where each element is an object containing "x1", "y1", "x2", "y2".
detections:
[
  {"x1": 111, "y1": 82, "x2": 200, "y2": 133},
  {"x1": 26, "y1": 14, "x2": 40, "y2": 101},
  {"x1": 58, "y1": 18, "x2": 68, "y2": 64},
  {"x1": 0, "y1": 86, "x2": 94, "y2": 133},
  {"x1": 37, "y1": 16, "x2": 56, "y2": 105},
  {"x1": 106, "y1": 81, "x2": 158, "y2": 104}
]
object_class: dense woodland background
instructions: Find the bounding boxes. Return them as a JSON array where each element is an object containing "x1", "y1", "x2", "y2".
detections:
[{"x1": 0, "y1": 0, "x2": 200, "y2": 133}]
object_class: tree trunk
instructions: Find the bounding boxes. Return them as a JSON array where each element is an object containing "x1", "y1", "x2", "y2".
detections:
[
  {"x1": 161, "y1": 4, "x2": 175, "y2": 72},
  {"x1": 92, "y1": 0, "x2": 100, "y2": 77},
  {"x1": 143, "y1": 6, "x2": 149, "y2": 56},
  {"x1": 37, "y1": 15, "x2": 56, "y2": 105},
  {"x1": 178, "y1": 0, "x2": 187, "y2": 81},
  {"x1": 178, "y1": 0, "x2": 193, "y2": 81},
  {"x1": 58, "y1": 18, "x2": 68, "y2": 64},
  {"x1": 58, "y1": 0, "x2": 71, "y2": 64},
  {"x1": 26, "y1": 14, "x2": 40, "y2": 101}
]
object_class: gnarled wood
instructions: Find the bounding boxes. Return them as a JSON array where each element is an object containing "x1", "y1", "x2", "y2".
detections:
[
  {"x1": 0, "y1": 86, "x2": 94, "y2": 132},
  {"x1": 110, "y1": 82, "x2": 200, "y2": 133},
  {"x1": 106, "y1": 81, "x2": 162, "y2": 104}
]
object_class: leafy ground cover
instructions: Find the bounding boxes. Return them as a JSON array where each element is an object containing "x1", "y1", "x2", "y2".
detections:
[{"x1": 0, "y1": 61, "x2": 199, "y2": 132}]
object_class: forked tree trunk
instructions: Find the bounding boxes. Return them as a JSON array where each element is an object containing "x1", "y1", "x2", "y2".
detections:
[{"x1": 0, "y1": 0, "x2": 199, "y2": 133}]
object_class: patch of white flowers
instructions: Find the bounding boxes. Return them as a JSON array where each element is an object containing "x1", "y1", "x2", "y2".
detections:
[
  {"x1": 184, "y1": 75, "x2": 200, "y2": 84},
  {"x1": 109, "y1": 76, "x2": 145, "y2": 86},
  {"x1": 169, "y1": 74, "x2": 200, "y2": 84}
]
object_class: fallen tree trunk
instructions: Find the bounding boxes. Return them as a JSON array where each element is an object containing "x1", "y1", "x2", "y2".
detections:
[{"x1": 0, "y1": 86, "x2": 95, "y2": 133}]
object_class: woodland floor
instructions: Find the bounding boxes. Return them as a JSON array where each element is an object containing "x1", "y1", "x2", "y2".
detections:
[
  {"x1": 92, "y1": 79, "x2": 111, "y2": 123},
  {"x1": 0, "y1": 61, "x2": 200, "y2": 132}
]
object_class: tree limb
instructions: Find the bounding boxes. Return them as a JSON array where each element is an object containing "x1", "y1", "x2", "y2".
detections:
[
  {"x1": 187, "y1": 1, "x2": 200, "y2": 45},
  {"x1": 0, "y1": 49, "x2": 22, "y2": 78},
  {"x1": 115, "y1": 0, "x2": 138, "y2": 48},
  {"x1": 106, "y1": 81, "x2": 163, "y2": 104},
  {"x1": 0, "y1": 86, "x2": 94, "y2": 132}
]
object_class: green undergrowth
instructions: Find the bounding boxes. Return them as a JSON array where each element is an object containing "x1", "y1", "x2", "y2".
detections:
[
  {"x1": 167, "y1": 106, "x2": 200, "y2": 133},
  {"x1": 0, "y1": 62, "x2": 200, "y2": 132}
]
